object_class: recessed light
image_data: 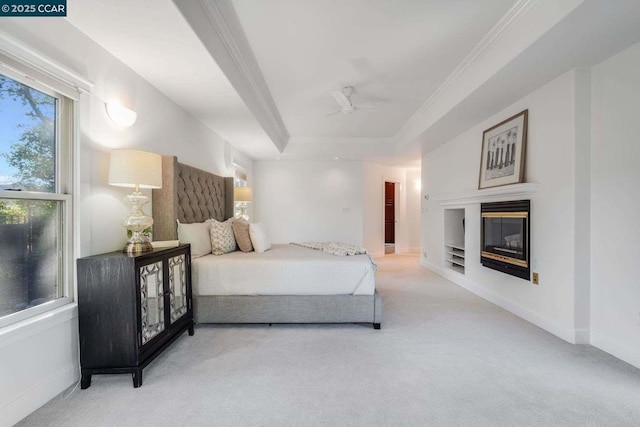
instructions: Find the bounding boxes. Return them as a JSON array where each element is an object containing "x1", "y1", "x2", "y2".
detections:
[{"x1": 333, "y1": 156, "x2": 339, "y2": 160}]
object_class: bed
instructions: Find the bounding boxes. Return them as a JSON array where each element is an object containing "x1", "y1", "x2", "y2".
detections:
[{"x1": 152, "y1": 156, "x2": 382, "y2": 328}]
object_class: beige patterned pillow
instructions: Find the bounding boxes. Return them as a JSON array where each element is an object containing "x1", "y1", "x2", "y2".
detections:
[
  {"x1": 232, "y1": 220, "x2": 253, "y2": 252},
  {"x1": 209, "y1": 218, "x2": 237, "y2": 255}
]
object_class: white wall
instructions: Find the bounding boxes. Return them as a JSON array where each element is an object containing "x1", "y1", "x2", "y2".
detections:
[
  {"x1": 0, "y1": 18, "x2": 251, "y2": 425},
  {"x1": 422, "y1": 44, "x2": 640, "y2": 368},
  {"x1": 590, "y1": 41, "x2": 640, "y2": 368},
  {"x1": 422, "y1": 70, "x2": 581, "y2": 343},
  {"x1": 253, "y1": 160, "x2": 364, "y2": 245},
  {"x1": 362, "y1": 162, "x2": 405, "y2": 255},
  {"x1": 253, "y1": 159, "x2": 421, "y2": 255},
  {"x1": 363, "y1": 162, "x2": 408, "y2": 256},
  {"x1": 405, "y1": 169, "x2": 422, "y2": 253}
]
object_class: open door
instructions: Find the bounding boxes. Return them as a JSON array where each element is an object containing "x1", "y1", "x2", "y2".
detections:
[{"x1": 385, "y1": 182, "x2": 395, "y2": 248}]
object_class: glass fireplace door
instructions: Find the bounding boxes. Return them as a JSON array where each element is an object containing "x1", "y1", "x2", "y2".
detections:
[{"x1": 481, "y1": 212, "x2": 528, "y2": 266}]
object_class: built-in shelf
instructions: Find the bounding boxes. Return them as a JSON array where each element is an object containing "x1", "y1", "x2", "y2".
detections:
[
  {"x1": 432, "y1": 182, "x2": 539, "y2": 207},
  {"x1": 444, "y1": 242, "x2": 465, "y2": 252},
  {"x1": 444, "y1": 243, "x2": 465, "y2": 268},
  {"x1": 444, "y1": 210, "x2": 465, "y2": 274},
  {"x1": 450, "y1": 264, "x2": 465, "y2": 274},
  {"x1": 447, "y1": 257, "x2": 465, "y2": 268}
]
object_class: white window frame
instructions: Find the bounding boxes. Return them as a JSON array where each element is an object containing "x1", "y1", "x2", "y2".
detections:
[{"x1": 0, "y1": 50, "x2": 78, "y2": 329}]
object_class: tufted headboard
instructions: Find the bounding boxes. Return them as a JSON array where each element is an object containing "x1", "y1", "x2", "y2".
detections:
[{"x1": 152, "y1": 156, "x2": 234, "y2": 241}]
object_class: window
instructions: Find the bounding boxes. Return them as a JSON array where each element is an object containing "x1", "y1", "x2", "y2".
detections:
[{"x1": 0, "y1": 64, "x2": 73, "y2": 326}]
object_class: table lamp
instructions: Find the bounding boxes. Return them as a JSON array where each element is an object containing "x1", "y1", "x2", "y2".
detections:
[
  {"x1": 234, "y1": 187, "x2": 252, "y2": 220},
  {"x1": 108, "y1": 149, "x2": 162, "y2": 253}
]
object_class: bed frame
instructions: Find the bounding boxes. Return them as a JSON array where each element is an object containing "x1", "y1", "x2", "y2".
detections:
[{"x1": 152, "y1": 156, "x2": 382, "y2": 329}]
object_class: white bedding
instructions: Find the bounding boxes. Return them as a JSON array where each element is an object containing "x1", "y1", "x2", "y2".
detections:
[{"x1": 192, "y1": 243, "x2": 376, "y2": 296}]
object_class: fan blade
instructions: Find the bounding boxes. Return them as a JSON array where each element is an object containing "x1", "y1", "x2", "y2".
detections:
[
  {"x1": 324, "y1": 108, "x2": 343, "y2": 117},
  {"x1": 331, "y1": 90, "x2": 352, "y2": 108},
  {"x1": 356, "y1": 95, "x2": 390, "y2": 104},
  {"x1": 357, "y1": 104, "x2": 382, "y2": 110}
]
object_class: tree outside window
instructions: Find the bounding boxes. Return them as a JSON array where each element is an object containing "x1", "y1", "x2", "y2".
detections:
[{"x1": 0, "y1": 74, "x2": 61, "y2": 318}]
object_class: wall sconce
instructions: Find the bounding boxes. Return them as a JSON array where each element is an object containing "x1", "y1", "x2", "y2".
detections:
[{"x1": 105, "y1": 102, "x2": 137, "y2": 127}]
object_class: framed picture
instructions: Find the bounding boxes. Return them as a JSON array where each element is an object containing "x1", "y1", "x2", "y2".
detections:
[{"x1": 478, "y1": 110, "x2": 528, "y2": 189}]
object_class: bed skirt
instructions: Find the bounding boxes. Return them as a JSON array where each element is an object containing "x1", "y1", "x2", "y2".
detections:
[{"x1": 194, "y1": 291, "x2": 383, "y2": 328}]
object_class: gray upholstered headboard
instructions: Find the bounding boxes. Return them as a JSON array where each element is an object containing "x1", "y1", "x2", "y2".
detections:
[{"x1": 152, "y1": 156, "x2": 234, "y2": 241}]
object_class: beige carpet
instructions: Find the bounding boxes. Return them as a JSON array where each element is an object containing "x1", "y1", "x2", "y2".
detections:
[{"x1": 18, "y1": 255, "x2": 640, "y2": 426}]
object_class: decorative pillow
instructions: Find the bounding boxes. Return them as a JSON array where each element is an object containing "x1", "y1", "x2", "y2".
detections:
[
  {"x1": 176, "y1": 220, "x2": 212, "y2": 258},
  {"x1": 210, "y1": 218, "x2": 237, "y2": 255},
  {"x1": 232, "y1": 220, "x2": 253, "y2": 252},
  {"x1": 249, "y1": 222, "x2": 271, "y2": 253}
]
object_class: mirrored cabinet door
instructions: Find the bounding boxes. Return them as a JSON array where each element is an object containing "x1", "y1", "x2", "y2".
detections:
[
  {"x1": 168, "y1": 254, "x2": 188, "y2": 323},
  {"x1": 139, "y1": 260, "x2": 165, "y2": 345}
]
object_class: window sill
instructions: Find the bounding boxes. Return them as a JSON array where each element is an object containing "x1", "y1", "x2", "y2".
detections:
[{"x1": 0, "y1": 303, "x2": 77, "y2": 350}]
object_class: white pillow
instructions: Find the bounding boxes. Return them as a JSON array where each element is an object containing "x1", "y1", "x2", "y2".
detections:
[
  {"x1": 177, "y1": 220, "x2": 212, "y2": 258},
  {"x1": 249, "y1": 222, "x2": 271, "y2": 253},
  {"x1": 210, "y1": 218, "x2": 237, "y2": 255}
]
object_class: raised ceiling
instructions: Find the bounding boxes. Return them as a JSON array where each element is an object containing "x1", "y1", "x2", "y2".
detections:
[
  {"x1": 230, "y1": 0, "x2": 514, "y2": 139},
  {"x1": 66, "y1": 0, "x2": 640, "y2": 165}
]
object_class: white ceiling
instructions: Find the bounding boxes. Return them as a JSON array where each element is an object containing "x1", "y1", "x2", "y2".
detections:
[
  {"x1": 231, "y1": 0, "x2": 514, "y2": 138},
  {"x1": 65, "y1": 0, "x2": 640, "y2": 166},
  {"x1": 65, "y1": 0, "x2": 280, "y2": 159}
]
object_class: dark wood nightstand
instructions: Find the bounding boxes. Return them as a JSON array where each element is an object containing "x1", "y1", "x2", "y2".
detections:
[{"x1": 77, "y1": 244, "x2": 194, "y2": 388}]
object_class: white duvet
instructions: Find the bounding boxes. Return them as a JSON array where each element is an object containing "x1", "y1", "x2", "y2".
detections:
[{"x1": 192, "y1": 243, "x2": 376, "y2": 296}]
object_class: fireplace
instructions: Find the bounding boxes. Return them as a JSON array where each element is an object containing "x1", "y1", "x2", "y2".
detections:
[{"x1": 481, "y1": 200, "x2": 530, "y2": 280}]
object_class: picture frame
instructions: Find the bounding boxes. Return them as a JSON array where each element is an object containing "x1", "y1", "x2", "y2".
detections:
[{"x1": 478, "y1": 110, "x2": 528, "y2": 189}]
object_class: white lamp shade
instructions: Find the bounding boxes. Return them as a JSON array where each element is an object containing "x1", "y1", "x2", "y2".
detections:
[
  {"x1": 105, "y1": 102, "x2": 137, "y2": 127},
  {"x1": 234, "y1": 187, "x2": 253, "y2": 202},
  {"x1": 108, "y1": 149, "x2": 162, "y2": 189}
]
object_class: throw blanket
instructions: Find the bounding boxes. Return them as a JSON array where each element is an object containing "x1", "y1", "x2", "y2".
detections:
[{"x1": 292, "y1": 242, "x2": 377, "y2": 271}]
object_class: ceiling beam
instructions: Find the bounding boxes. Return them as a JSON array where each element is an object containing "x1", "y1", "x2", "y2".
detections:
[{"x1": 174, "y1": 0, "x2": 290, "y2": 153}]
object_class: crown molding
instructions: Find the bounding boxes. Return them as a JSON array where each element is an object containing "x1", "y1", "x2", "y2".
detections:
[
  {"x1": 288, "y1": 136, "x2": 394, "y2": 145},
  {"x1": 393, "y1": 0, "x2": 538, "y2": 147},
  {"x1": 179, "y1": 0, "x2": 289, "y2": 152}
]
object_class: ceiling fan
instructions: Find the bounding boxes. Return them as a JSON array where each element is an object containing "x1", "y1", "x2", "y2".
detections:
[{"x1": 325, "y1": 86, "x2": 381, "y2": 117}]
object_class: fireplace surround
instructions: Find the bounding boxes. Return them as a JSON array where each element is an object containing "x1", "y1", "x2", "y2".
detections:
[{"x1": 481, "y1": 200, "x2": 530, "y2": 280}]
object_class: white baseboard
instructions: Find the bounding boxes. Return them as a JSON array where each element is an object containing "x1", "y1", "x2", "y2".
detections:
[
  {"x1": 574, "y1": 329, "x2": 591, "y2": 345},
  {"x1": 423, "y1": 261, "x2": 585, "y2": 345},
  {"x1": 591, "y1": 331, "x2": 640, "y2": 370},
  {"x1": 2, "y1": 363, "x2": 78, "y2": 426}
]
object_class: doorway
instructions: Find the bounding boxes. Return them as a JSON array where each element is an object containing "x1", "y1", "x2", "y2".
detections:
[{"x1": 384, "y1": 181, "x2": 396, "y2": 254}]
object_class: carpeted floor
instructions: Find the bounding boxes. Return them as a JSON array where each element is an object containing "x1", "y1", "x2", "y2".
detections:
[{"x1": 19, "y1": 255, "x2": 640, "y2": 426}]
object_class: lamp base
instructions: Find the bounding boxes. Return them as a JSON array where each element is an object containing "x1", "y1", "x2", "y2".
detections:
[
  {"x1": 121, "y1": 190, "x2": 154, "y2": 254},
  {"x1": 123, "y1": 240, "x2": 154, "y2": 254},
  {"x1": 239, "y1": 204, "x2": 249, "y2": 221}
]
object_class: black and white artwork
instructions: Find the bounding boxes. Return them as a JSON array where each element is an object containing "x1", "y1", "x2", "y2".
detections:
[{"x1": 479, "y1": 110, "x2": 528, "y2": 189}]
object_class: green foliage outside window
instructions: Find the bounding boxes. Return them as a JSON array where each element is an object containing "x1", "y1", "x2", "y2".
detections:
[{"x1": 0, "y1": 75, "x2": 56, "y2": 223}]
